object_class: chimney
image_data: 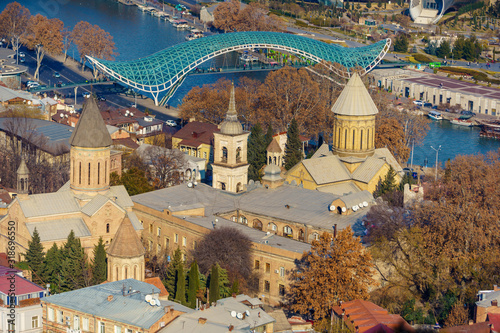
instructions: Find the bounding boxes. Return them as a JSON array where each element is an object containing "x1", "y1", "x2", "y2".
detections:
[
  {"x1": 228, "y1": 325, "x2": 234, "y2": 331},
  {"x1": 198, "y1": 318, "x2": 207, "y2": 325},
  {"x1": 107, "y1": 295, "x2": 113, "y2": 302},
  {"x1": 492, "y1": 300, "x2": 498, "y2": 307},
  {"x1": 164, "y1": 306, "x2": 172, "y2": 314}
]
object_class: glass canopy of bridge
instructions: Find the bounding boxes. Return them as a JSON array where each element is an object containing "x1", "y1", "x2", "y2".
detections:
[{"x1": 88, "y1": 31, "x2": 390, "y2": 106}]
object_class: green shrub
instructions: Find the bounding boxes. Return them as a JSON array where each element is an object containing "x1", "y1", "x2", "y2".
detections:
[{"x1": 413, "y1": 53, "x2": 434, "y2": 63}]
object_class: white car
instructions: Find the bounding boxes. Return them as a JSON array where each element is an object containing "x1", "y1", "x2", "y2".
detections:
[
  {"x1": 82, "y1": 92, "x2": 91, "y2": 98},
  {"x1": 28, "y1": 82, "x2": 40, "y2": 89},
  {"x1": 165, "y1": 119, "x2": 177, "y2": 127},
  {"x1": 19, "y1": 52, "x2": 25, "y2": 58},
  {"x1": 413, "y1": 100, "x2": 424, "y2": 106}
]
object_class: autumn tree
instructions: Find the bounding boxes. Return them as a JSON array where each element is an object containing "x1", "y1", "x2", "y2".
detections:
[
  {"x1": 213, "y1": 0, "x2": 240, "y2": 32},
  {"x1": 23, "y1": 15, "x2": 64, "y2": 80},
  {"x1": 445, "y1": 301, "x2": 468, "y2": 327},
  {"x1": 71, "y1": 21, "x2": 116, "y2": 76},
  {"x1": 191, "y1": 227, "x2": 253, "y2": 285},
  {"x1": 213, "y1": 0, "x2": 284, "y2": 32},
  {"x1": 0, "y1": 2, "x2": 30, "y2": 63},
  {"x1": 289, "y1": 227, "x2": 376, "y2": 329}
]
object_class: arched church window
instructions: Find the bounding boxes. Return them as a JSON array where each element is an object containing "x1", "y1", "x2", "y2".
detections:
[
  {"x1": 88, "y1": 163, "x2": 91, "y2": 185},
  {"x1": 98, "y1": 162, "x2": 100, "y2": 185},
  {"x1": 79, "y1": 162, "x2": 82, "y2": 184},
  {"x1": 222, "y1": 147, "x2": 228, "y2": 162},
  {"x1": 360, "y1": 130, "x2": 363, "y2": 150},
  {"x1": 344, "y1": 129, "x2": 347, "y2": 149},
  {"x1": 236, "y1": 147, "x2": 241, "y2": 163},
  {"x1": 352, "y1": 129, "x2": 355, "y2": 149},
  {"x1": 20, "y1": 178, "x2": 24, "y2": 191},
  {"x1": 106, "y1": 223, "x2": 110, "y2": 233}
]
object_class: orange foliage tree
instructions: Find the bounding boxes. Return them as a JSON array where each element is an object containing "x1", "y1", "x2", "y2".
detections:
[
  {"x1": 0, "y1": 2, "x2": 30, "y2": 59},
  {"x1": 288, "y1": 227, "x2": 376, "y2": 325},
  {"x1": 213, "y1": 0, "x2": 284, "y2": 32},
  {"x1": 23, "y1": 15, "x2": 64, "y2": 80}
]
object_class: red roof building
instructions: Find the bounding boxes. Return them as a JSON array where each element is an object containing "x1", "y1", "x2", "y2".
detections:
[
  {"x1": 333, "y1": 300, "x2": 414, "y2": 333},
  {"x1": 172, "y1": 121, "x2": 219, "y2": 164},
  {"x1": 0, "y1": 274, "x2": 47, "y2": 306}
]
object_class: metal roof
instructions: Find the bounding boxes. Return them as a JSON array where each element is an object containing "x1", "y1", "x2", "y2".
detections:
[
  {"x1": 81, "y1": 194, "x2": 113, "y2": 216},
  {"x1": 331, "y1": 72, "x2": 379, "y2": 116},
  {"x1": 476, "y1": 290, "x2": 500, "y2": 307},
  {"x1": 69, "y1": 97, "x2": 113, "y2": 148},
  {"x1": 26, "y1": 218, "x2": 91, "y2": 242},
  {"x1": 317, "y1": 182, "x2": 361, "y2": 196},
  {"x1": 43, "y1": 279, "x2": 167, "y2": 329},
  {"x1": 18, "y1": 191, "x2": 81, "y2": 218},
  {"x1": 352, "y1": 156, "x2": 386, "y2": 183},
  {"x1": 159, "y1": 295, "x2": 275, "y2": 333},
  {"x1": 302, "y1": 155, "x2": 351, "y2": 184},
  {"x1": 88, "y1": 32, "x2": 390, "y2": 105},
  {"x1": 337, "y1": 190, "x2": 374, "y2": 209}
]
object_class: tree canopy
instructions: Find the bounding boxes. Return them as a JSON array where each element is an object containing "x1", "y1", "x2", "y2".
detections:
[
  {"x1": 213, "y1": 0, "x2": 284, "y2": 32},
  {"x1": 284, "y1": 118, "x2": 302, "y2": 170}
]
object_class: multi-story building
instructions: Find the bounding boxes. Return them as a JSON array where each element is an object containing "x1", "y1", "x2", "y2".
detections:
[
  {"x1": 0, "y1": 269, "x2": 48, "y2": 333},
  {"x1": 41, "y1": 279, "x2": 191, "y2": 333},
  {"x1": 172, "y1": 121, "x2": 219, "y2": 165}
]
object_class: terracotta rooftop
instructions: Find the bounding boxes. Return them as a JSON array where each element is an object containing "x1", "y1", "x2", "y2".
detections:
[
  {"x1": 144, "y1": 277, "x2": 169, "y2": 299},
  {"x1": 440, "y1": 321, "x2": 491, "y2": 333},
  {"x1": 107, "y1": 217, "x2": 145, "y2": 258},
  {"x1": 173, "y1": 121, "x2": 219, "y2": 147},
  {"x1": 333, "y1": 300, "x2": 413, "y2": 333},
  {"x1": 488, "y1": 313, "x2": 500, "y2": 333}
]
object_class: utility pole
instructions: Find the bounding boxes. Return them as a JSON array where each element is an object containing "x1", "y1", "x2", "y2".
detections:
[{"x1": 430, "y1": 145, "x2": 441, "y2": 181}]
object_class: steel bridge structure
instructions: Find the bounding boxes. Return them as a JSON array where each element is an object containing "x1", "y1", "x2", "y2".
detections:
[{"x1": 87, "y1": 31, "x2": 391, "y2": 106}]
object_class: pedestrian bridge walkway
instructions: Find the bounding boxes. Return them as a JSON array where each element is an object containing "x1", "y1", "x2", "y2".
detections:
[{"x1": 87, "y1": 31, "x2": 391, "y2": 106}]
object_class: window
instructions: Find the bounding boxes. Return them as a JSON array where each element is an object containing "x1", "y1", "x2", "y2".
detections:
[
  {"x1": 268, "y1": 223, "x2": 277, "y2": 231},
  {"x1": 148, "y1": 240, "x2": 153, "y2": 251},
  {"x1": 8, "y1": 322, "x2": 15, "y2": 333},
  {"x1": 115, "y1": 325, "x2": 122, "y2": 333},
  {"x1": 182, "y1": 236, "x2": 187, "y2": 247},
  {"x1": 203, "y1": 152, "x2": 207, "y2": 159},
  {"x1": 79, "y1": 162, "x2": 82, "y2": 184},
  {"x1": 32, "y1": 316, "x2": 39, "y2": 329},
  {"x1": 98, "y1": 162, "x2": 100, "y2": 185},
  {"x1": 83, "y1": 318, "x2": 89, "y2": 331},
  {"x1": 239, "y1": 216, "x2": 247, "y2": 224},
  {"x1": 99, "y1": 322, "x2": 105, "y2": 333},
  {"x1": 74, "y1": 315, "x2": 80, "y2": 330},
  {"x1": 126, "y1": 330, "x2": 133, "y2": 333},
  {"x1": 174, "y1": 234, "x2": 179, "y2": 243},
  {"x1": 106, "y1": 223, "x2": 110, "y2": 233},
  {"x1": 279, "y1": 267, "x2": 285, "y2": 277},
  {"x1": 165, "y1": 237, "x2": 170, "y2": 248},
  {"x1": 279, "y1": 284, "x2": 285, "y2": 296},
  {"x1": 149, "y1": 224, "x2": 153, "y2": 233},
  {"x1": 58, "y1": 310, "x2": 63, "y2": 324},
  {"x1": 222, "y1": 147, "x2": 228, "y2": 162},
  {"x1": 231, "y1": 216, "x2": 236, "y2": 222},
  {"x1": 264, "y1": 280, "x2": 270, "y2": 292},
  {"x1": 283, "y1": 226, "x2": 293, "y2": 237},
  {"x1": 193, "y1": 240, "x2": 197, "y2": 249},
  {"x1": 265, "y1": 263, "x2": 270, "y2": 273},
  {"x1": 255, "y1": 260, "x2": 260, "y2": 270},
  {"x1": 157, "y1": 227, "x2": 161, "y2": 237},
  {"x1": 157, "y1": 244, "x2": 161, "y2": 254},
  {"x1": 48, "y1": 308, "x2": 54, "y2": 322},
  {"x1": 360, "y1": 130, "x2": 363, "y2": 150},
  {"x1": 88, "y1": 162, "x2": 91, "y2": 185}
]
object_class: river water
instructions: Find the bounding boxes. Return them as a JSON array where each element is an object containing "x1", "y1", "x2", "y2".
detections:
[{"x1": 9, "y1": 0, "x2": 500, "y2": 165}]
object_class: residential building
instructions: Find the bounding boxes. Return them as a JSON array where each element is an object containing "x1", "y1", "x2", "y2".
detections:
[
  {"x1": 212, "y1": 84, "x2": 249, "y2": 193},
  {"x1": 0, "y1": 97, "x2": 141, "y2": 259},
  {"x1": 285, "y1": 73, "x2": 402, "y2": 194},
  {"x1": 172, "y1": 121, "x2": 219, "y2": 164},
  {"x1": 0, "y1": 48, "x2": 27, "y2": 90},
  {"x1": 0, "y1": 272, "x2": 48, "y2": 333},
  {"x1": 159, "y1": 294, "x2": 275, "y2": 333},
  {"x1": 332, "y1": 299, "x2": 414, "y2": 333},
  {"x1": 41, "y1": 279, "x2": 191, "y2": 333},
  {"x1": 475, "y1": 285, "x2": 500, "y2": 323}
]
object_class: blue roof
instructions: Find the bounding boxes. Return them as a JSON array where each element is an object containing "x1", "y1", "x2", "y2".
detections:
[
  {"x1": 88, "y1": 32, "x2": 390, "y2": 105},
  {"x1": 42, "y1": 279, "x2": 168, "y2": 329}
]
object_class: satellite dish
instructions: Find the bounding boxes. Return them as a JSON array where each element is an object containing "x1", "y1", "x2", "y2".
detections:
[
  {"x1": 187, "y1": 182, "x2": 193, "y2": 188},
  {"x1": 151, "y1": 299, "x2": 157, "y2": 306},
  {"x1": 245, "y1": 310, "x2": 250, "y2": 317},
  {"x1": 145, "y1": 295, "x2": 152, "y2": 302},
  {"x1": 231, "y1": 311, "x2": 237, "y2": 318},
  {"x1": 329, "y1": 205, "x2": 335, "y2": 211},
  {"x1": 237, "y1": 313, "x2": 243, "y2": 320},
  {"x1": 341, "y1": 207, "x2": 346, "y2": 212},
  {"x1": 363, "y1": 201, "x2": 368, "y2": 207},
  {"x1": 359, "y1": 203, "x2": 363, "y2": 209},
  {"x1": 352, "y1": 205, "x2": 358, "y2": 211}
]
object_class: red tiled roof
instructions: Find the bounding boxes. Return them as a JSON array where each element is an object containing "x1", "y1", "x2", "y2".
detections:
[
  {"x1": 0, "y1": 275, "x2": 45, "y2": 295},
  {"x1": 489, "y1": 313, "x2": 500, "y2": 333},
  {"x1": 272, "y1": 131, "x2": 309, "y2": 143},
  {"x1": 173, "y1": 121, "x2": 219, "y2": 147},
  {"x1": 333, "y1": 300, "x2": 414, "y2": 333},
  {"x1": 0, "y1": 191, "x2": 12, "y2": 204},
  {"x1": 145, "y1": 277, "x2": 169, "y2": 298},
  {"x1": 441, "y1": 321, "x2": 491, "y2": 333},
  {"x1": 114, "y1": 138, "x2": 140, "y2": 149}
]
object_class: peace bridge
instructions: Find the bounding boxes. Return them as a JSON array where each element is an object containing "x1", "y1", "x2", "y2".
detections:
[{"x1": 87, "y1": 31, "x2": 391, "y2": 106}]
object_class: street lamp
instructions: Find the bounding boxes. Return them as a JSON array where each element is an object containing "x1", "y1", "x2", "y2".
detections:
[{"x1": 430, "y1": 145, "x2": 441, "y2": 181}]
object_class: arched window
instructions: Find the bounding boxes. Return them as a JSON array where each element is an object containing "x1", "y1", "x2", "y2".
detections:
[
  {"x1": 344, "y1": 129, "x2": 347, "y2": 149},
  {"x1": 106, "y1": 223, "x2": 110, "y2": 233},
  {"x1": 310, "y1": 232, "x2": 319, "y2": 242},
  {"x1": 124, "y1": 267, "x2": 128, "y2": 279},
  {"x1": 231, "y1": 215, "x2": 237, "y2": 222},
  {"x1": 88, "y1": 162, "x2": 91, "y2": 185},
  {"x1": 72, "y1": 158, "x2": 75, "y2": 182},
  {"x1": 269, "y1": 156, "x2": 272, "y2": 164},
  {"x1": 352, "y1": 129, "x2": 355, "y2": 149},
  {"x1": 236, "y1": 182, "x2": 242, "y2": 193},
  {"x1": 268, "y1": 222, "x2": 277, "y2": 231},
  {"x1": 105, "y1": 161, "x2": 107, "y2": 183},
  {"x1": 134, "y1": 266, "x2": 137, "y2": 280},
  {"x1": 222, "y1": 147, "x2": 228, "y2": 162},
  {"x1": 273, "y1": 156, "x2": 277, "y2": 164},
  {"x1": 79, "y1": 162, "x2": 82, "y2": 184},
  {"x1": 239, "y1": 215, "x2": 247, "y2": 224},
  {"x1": 283, "y1": 226, "x2": 293, "y2": 237},
  {"x1": 367, "y1": 129, "x2": 370, "y2": 148},
  {"x1": 338, "y1": 128, "x2": 341, "y2": 147},
  {"x1": 98, "y1": 162, "x2": 100, "y2": 185},
  {"x1": 360, "y1": 130, "x2": 363, "y2": 150},
  {"x1": 253, "y1": 219, "x2": 263, "y2": 231},
  {"x1": 236, "y1": 147, "x2": 241, "y2": 163},
  {"x1": 20, "y1": 178, "x2": 24, "y2": 191},
  {"x1": 115, "y1": 267, "x2": 119, "y2": 281},
  {"x1": 220, "y1": 182, "x2": 226, "y2": 191},
  {"x1": 298, "y1": 229, "x2": 305, "y2": 241}
]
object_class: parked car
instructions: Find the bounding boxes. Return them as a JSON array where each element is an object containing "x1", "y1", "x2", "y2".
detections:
[
  {"x1": 18, "y1": 52, "x2": 25, "y2": 58},
  {"x1": 460, "y1": 110, "x2": 476, "y2": 117},
  {"x1": 96, "y1": 95, "x2": 106, "y2": 101},
  {"x1": 431, "y1": 105, "x2": 438, "y2": 109},
  {"x1": 56, "y1": 80, "x2": 64, "y2": 87},
  {"x1": 53, "y1": 72, "x2": 60, "y2": 78},
  {"x1": 28, "y1": 82, "x2": 40, "y2": 89},
  {"x1": 423, "y1": 102, "x2": 433, "y2": 108},
  {"x1": 165, "y1": 119, "x2": 177, "y2": 127},
  {"x1": 413, "y1": 100, "x2": 424, "y2": 106},
  {"x1": 82, "y1": 92, "x2": 91, "y2": 98}
]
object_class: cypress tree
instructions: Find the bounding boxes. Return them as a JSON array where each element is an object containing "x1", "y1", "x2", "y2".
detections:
[
  {"x1": 265, "y1": 124, "x2": 274, "y2": 147},
  {"x1": 44, "y1": 243, "x2": 63, "y2": 294},
  {"x1": 248, "y1": 124, "x2": 267, "y2": 181},
  {"x1": 209, "y1": 263, "x2": 220, "y2": 303},
  {"x1": 165, "y1": 248, "x2": 183, "y2": 298},
  {"x1": 188, "y1": 261, "x2": 200, "y2": 308},
  {"x1": 25, "y1": 228, "x2": 45, "y2": 286},
  {"x1": 175, "y1": 263, "x2": 186, "y2": 305},
  {"x1": 284, "y1": 118, "x2": 303, "y2": 170},
  {"x1": 60, "y1": 230, "x2": 86, "y2": 291},
  {"x1": 230, "y1": 279, "x2": 239, "y2": 295},
  {"x1": 218, "y1": 267, "x2": 231, "y2": 298},
  {"x1": 91, "y1": 237, "x2": 107, "y2": 285}
]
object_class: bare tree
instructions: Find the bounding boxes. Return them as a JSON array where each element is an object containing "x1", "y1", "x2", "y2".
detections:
[{"x1": 143, "y1": 145, "x2": 187, "y2": 189}]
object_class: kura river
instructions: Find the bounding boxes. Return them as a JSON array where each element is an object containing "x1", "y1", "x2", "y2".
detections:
[{"x1": 10, "y1": 0, "x2": 500, "y2": 166}]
